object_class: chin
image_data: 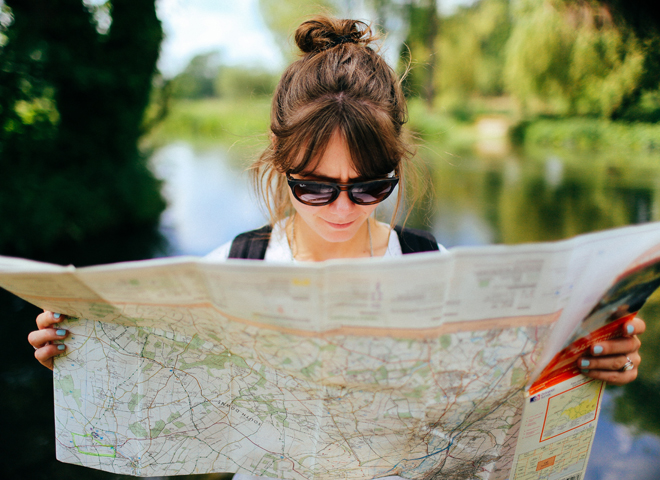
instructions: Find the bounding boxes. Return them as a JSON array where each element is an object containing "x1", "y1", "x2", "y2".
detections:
[
  {"x1": 317, "y1": 220, "x2": 363, "y2": 243},
  {"x1": 323, "y1": 231, "x2": 357, "y2": 243}
]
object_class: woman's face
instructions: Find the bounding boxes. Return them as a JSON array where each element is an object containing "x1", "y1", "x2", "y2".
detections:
[{"x1": 287, "y1": 132, "x2": 379, "y2": 244}]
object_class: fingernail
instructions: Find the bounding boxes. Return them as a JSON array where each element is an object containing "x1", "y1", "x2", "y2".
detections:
[
  {"x1": 581, "y1": 369, "x2": 589, "y2": 374},
  {"x1": 593, "y1": 345, "x2": 603, "y2": 355},
  {"x1": 53, "y1": 313, "x2": 61, "y2": 319},
  {"x1": 627, "y1": 325, "x2": 634, "y2": 335},
  {"x1": 581, "y1": 359, "x2": 590, "y2": 367},
  {"x1": 56, "y1": 329, "x2": 66, "y2": 336},
  {"x1": 57, "y1": 344, "x2": 66, "y2": 351}
]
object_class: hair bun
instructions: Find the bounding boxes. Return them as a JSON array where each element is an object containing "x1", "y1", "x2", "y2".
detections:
[{"x1": 295, "y1": 16, "x2": 375, "y2": 54}]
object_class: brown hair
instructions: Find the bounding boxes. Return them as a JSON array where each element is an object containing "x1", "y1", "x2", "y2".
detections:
[{"x1": 250, "y1": 16, "x2": 418, "y2": 226}]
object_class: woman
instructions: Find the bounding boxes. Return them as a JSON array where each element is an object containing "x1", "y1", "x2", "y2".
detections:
[{"x1": 29, "y1": 12, "x2": 643, "y2": 463}]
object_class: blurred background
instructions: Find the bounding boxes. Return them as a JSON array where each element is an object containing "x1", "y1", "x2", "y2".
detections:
[{"x1": 1, "y1": 0, "x2": 660, "y2": 479}]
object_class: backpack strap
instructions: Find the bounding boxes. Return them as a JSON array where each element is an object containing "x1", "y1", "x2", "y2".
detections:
[
  {"x1": 228, "y1": 224, "x2": 438, "y2": 259},
  {"x1": 394, "y1": 225, "x2": 440, "y2": 254},
  {"x1": 228, "y1": 225, "x2": 272, "y2": 259}
]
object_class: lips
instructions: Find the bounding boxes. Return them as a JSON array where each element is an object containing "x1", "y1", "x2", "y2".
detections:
[{"x1": 324, "y1": 219, "x2": 356, "y2": 229}]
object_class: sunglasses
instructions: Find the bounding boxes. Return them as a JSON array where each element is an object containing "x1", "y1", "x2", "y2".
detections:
[{"x1": 286, "y1": 174, "x2": 399, "y2": 206}]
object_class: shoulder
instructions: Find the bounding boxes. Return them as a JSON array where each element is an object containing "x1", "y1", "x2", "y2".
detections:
[
  {"x1": 393, "y1": 225, "x2": 446, "y2": 254},
  {"x1": 205, "y1": 225, "x2": 273, "y2": 261},
  {"x1": 205, "y1": 241, "x2": 232, "y2": 260}
]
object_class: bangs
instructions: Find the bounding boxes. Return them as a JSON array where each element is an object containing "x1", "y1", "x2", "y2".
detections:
[
  {"x1": 279, "y1": 94, "x2": 401, "y2": 178},
  {"x1": 340, "y1": 102, "x2": 401, "y2": 178}
]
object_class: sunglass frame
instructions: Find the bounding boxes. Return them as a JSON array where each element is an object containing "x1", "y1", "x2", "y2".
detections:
[{"x1": 286, "y1": 175, "x2": 399, "y2": 206}]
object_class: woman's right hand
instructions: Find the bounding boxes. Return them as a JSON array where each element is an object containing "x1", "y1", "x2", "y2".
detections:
[{"x1": 27, "y1": 311, "x2": 68, "y2": 370}]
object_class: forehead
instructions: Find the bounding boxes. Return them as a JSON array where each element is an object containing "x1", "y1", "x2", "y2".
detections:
[{"x1": 297, "y1": 132, "x2": 363, "y2": 181}]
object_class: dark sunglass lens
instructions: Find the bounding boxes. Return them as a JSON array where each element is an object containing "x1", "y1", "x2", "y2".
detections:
[
  {"x1": 351, "y1": 180, "x2": 395, "y2": 205},
  {"x1": 294, "y1": 183, "x2": 336, "y2": 205}
]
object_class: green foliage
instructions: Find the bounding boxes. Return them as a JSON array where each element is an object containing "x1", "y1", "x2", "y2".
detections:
[
  {"x1": 434, "y1": 0, "x2": 511, "y2": 109},
  {"x1": 169, "y1": 51, "x2": 221, "y2": 99},
  {"x1": 407, "y1": 98, "x2": 478, "y2": 152},
  {"x1": 165, "y1": 48, "x2": 279, "y2": 103},
  {"x1": 144, "y1": 98, "x2": 272, "y2": 154},
  {"x1": 399, "y1": 0, "x2": 438, "y2": 105},
  {"x1": 397, "y1": 0, "x2": 660, "y2": 122},
  {"x1": 215, "y1": 66, "x2": 278, "y2": 99},
  {"x1": 504, "y1": 0, "x2": 646, "y2": 118},
  {"x1": 400, "y1": 2, "x2": 428, "y2": 95},
  {"x1": 0, "y1": 0, "x2": 166, "y2": 256},
  {"x1": 513, "y1": 118, "x2": 660, "y2": 154},
  {"x1": 617, "y1": 84, "x2": 660, "y2": 122},
  {"x1": 598, "y1": 1, "x2": 660, "y2": 104}
]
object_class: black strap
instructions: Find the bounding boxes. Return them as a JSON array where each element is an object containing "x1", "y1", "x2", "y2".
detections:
[
  {"x1": 227, "y1": 224, "x2": 439, "y2": 259},
  {"x1": 394, "y1": 225, "x2": 440, "y2": 254},
  {"x1": 228, "y1": 225, "x2": 272, "y2": 259}
]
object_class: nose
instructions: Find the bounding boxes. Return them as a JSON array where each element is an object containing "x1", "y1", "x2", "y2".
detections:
[{"x1": 329, "y1": 190, "x2": 355, "y2": 213}]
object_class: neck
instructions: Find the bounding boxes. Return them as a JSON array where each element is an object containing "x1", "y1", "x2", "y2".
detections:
[{"x1": 289, "y1": 216, "x2": 374, "y2": 262}]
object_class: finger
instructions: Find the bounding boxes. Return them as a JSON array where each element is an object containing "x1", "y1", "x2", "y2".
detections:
[
  {"x1": 34, "y1": 343, "x2": 67, "y2": 371},
  {"x1": 590, "y1": 336, "x2": 641, "y2": 356},
  {"x1": 28, "y1": 328, "x2": 68, "y2": 349},
  {"x1": 581, "y1": 366, "x2": 638, "y2": 386},
  {"x1": 622, "y1": 316, "x2": 646, "y2": 337},
  {"x1": 36, "y1": 311, "x2": 66, "y2": 330},
  {"x1": 579, "y1": 352, "x2": 640, "y2": 372}
]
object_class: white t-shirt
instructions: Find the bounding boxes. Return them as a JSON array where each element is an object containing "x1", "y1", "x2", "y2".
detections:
[
  {"x1": 206, "y1": 221, "x2": 445, "y2": 480},
  {"x1": 206, "y1": 221, "x2": 446, "y2": 261}
]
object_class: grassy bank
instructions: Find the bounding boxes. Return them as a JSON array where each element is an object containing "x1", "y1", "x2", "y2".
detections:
[
  {"x1": 512, "y1": 118, "x2": 660, "y2": 159},
  {"x1": 143, "y1": 98, "x2": 272, "y2": 153},
  {"x1": 144, "y1": 97, "x2": 481, "y2": 153},
  {"x1": 407, "y1": 99, "x2": 478, "y2": 153},
  {"x1": 143, "y1": 97, "x2": 660, "y2": 168}
]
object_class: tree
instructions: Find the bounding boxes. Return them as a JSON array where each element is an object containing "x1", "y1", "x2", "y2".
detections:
[
  {"x1": 169, "y1": 51, "x2": 222, "y2": 99},
  {"x1": 504, "y1": 0, "x2": 647, "y2": 118},
  {"x1": 0, "y1": 0, "x2": 165, "y2": 256},
  {"x1": 433, "y1": 0, "x2": 511, "y2": 110},
  {"x1": 400, "y1": 0, "x2": 440, "y2": 104},
  {"x1": 595, "y1": 0, "x2": 660, "y2": 120},
  {"x1": 215, "y1": 66, "x2": 278, "y2": 99}
]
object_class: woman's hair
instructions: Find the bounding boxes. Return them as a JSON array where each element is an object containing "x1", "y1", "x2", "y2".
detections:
[{"x1": 250, "y1": 15, "x2": 418, "y2": 226}]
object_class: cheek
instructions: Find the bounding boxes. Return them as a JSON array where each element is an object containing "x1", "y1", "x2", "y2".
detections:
[
  {"x1": 289, "y1": 194, "x2": 325, "y2": 223},
  {"x1": 359, "y1": 204, "x2": 378, "y2": 218},
  {"x1": 345, "y1": 203, "x2": 377, "y2": 222},
  {"x1": 293, "y1": 203, "x2": 317, "y2": 218}
]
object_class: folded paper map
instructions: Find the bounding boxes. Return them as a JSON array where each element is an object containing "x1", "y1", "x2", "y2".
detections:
[{"x1": 2, "y1": 222, "x2": 660, "y2": 479}]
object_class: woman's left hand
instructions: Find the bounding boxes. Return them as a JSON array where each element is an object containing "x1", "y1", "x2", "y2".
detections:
[{"x1": 578, "y1": 316, "x2": 645, "y2": 386}]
